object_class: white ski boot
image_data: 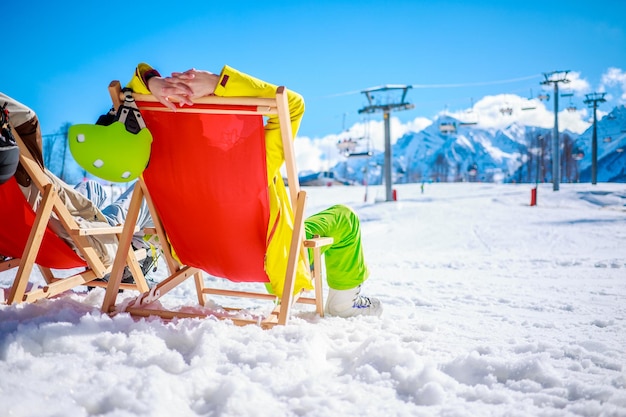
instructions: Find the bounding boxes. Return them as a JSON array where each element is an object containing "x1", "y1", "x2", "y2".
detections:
[{"x1": 325, "y1": 285, "x2": 382, "y2": 317}]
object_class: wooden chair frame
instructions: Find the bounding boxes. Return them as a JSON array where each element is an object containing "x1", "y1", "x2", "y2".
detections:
[
  {"x1": 101, "y1": 81, "x2": 332, "y2": 327},
  {"x1": 1, "y1": 125, "x2": 149, "y2": 304}
]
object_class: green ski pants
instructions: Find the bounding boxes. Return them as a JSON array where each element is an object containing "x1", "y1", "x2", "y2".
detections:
[{"x1": 304, "y1": 204, "x2": 369, "y2": 290}]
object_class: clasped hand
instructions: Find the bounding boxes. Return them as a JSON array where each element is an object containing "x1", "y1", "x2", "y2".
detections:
[{"x1": 147, "y1": 69, "x2": 220, "y2": 111}]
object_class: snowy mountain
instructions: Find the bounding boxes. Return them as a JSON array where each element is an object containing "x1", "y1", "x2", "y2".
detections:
[{"x1": 332, "y1": 105, "x2": 626, "y2": 184}]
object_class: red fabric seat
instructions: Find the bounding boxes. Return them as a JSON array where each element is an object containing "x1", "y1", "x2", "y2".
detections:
[
  {"x1": 139, "y1": 103, "x2": 269, "y2": 283},
  {"x1": 0, "y1": 177, "x2": 86, "y2": 269}
]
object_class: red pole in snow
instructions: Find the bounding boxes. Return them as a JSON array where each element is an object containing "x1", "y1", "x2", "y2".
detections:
[{"x1": 530, "y1": 187, "x2": 537, "y2": 206}]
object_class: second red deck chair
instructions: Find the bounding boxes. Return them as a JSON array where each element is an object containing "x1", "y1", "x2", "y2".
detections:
[
  {"x1": 0, "y1": 125, "x2": 149, "y2": 304},
  {"x1": 101, "y1": 81, "x2": 332, "y2": 327}
]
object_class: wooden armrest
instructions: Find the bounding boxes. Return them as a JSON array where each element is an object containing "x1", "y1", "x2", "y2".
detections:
[
  {"x1": 133, "y1": 247, "x2": 147, "y2": 261},
  {"x1": 0, "y1": 257, "x2": 21, "y2": 272},
  {"x1": 304, "y1": 236, "x2": 334, "y2": 248},
  {"x1": 70, "y1": 225, "x2": 140, "y2": 236}
]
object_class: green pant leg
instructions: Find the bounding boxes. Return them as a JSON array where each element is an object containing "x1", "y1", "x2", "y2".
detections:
[{"x1": 304, "y1": 204, "x2": 369, "y2": 290}]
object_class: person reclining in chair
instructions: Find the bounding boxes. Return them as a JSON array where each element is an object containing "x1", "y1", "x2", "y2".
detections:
[
  {"x1": 128, "y1": 63, "x2": 382, "y2": 318},
  {"x1": 0, "y1": 92, "x2": 156, "y2": 279}
]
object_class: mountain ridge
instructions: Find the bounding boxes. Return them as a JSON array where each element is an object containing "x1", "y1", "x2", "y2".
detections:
[{"x1": 329, "y1": 105, "x2": 626, "y2": 185}]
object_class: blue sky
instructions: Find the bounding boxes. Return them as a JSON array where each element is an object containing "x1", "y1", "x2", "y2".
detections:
[{"x1": 3, "y1": 0, "x2": 625, "y2": 143}]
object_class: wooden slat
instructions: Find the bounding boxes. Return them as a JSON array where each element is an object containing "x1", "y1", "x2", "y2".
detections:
[
  {"x1": 275, "y1": 87, "x2": 300, "y2": 206},
  {"x1": 69, "y1": 225, "x2": 131, "y2": 236},
  {"x1": 202, "y1": 288, "x2": 278, "y2": 301},
  {"x1": 131, "y1": 92, "x2": 278, "y2": 108},
  {"x1": 101, "y1": 179, "x2": 148, "y2": 312},
  {"x1": 6, "y1": 183, "x2": 56, "y2": 304},
  {"x1": 49, "y1": 193, "x2": 107, "y2": 278},
  {"x1": 0, "y1": 258, "x2": 20, "y2": 272},
  {"x1": 134, "y1": 106, "x2": 277, "y2": 115},
  {"x1": 124, "y1": 306, "x2": 279, "y2": 329},
  {"x1": 124, "y1": 247, "x2": 150, "y2": 293},
  {"x1": 277, "y1": 190, "x2": 308, "y2": 325},
  {"x1": 27, "y1": 269, "x2": 98, "y2": 302},
  {"x1": 304, "y1": 236, "x2": 334, "y2": 248}
]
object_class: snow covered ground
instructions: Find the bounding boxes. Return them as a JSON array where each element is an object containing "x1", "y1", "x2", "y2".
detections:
[{"x1": 1, "y1": 182, "x2": 625, "y2": 417}]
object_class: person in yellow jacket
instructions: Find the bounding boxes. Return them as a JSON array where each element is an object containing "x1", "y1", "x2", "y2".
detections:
[{"x1": 127, "y1": 63, "x2": 382, "y2": 317}]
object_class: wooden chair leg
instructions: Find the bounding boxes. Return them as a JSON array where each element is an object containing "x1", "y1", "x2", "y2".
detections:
[
  {"x1": 194, "y1": 271, "x2": 206, "y2": 306},
  {"x1": 7, "y1": 184, "x2": 56, "y2": 304},
  {"x1": 277, "y1": 191, "x2": 308, "y2": 325},
  {"x1": 312, "y1": 247, "x2": 325, "y2": 317}
]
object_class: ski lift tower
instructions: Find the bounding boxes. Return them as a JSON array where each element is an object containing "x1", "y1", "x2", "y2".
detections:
[
  {"x1": 541, "y1": 71, "x2": 570, "y2": 191},
  {"x1": 583, "y1": 92, "x2": 607, "y2": 185},
  {"x1": 358, "y1": 85, "x2": 414, "y2": 201}
]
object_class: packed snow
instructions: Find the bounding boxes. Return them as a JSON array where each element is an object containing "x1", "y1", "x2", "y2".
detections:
[{"x1": 1, "y1": 182, "x2": 625, "y2": 417}]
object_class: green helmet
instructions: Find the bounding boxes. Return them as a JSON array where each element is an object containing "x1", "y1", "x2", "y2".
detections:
[
  {"x1": 69, "y1": 92, "x2": 152, "y2": 183},
  {"x1": 69, "y1": 121, "x2": 152, "y2": 182}
]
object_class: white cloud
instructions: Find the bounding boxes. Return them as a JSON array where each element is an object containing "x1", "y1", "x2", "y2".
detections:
[
  {"x1": 563, "y1": 71, "x2": 591, "y2": 94},
  {"x1": 445, "y1": 93, "x2": 591, "y2": 134},
  {"x1": 294, "y1": 135, "x2": 337, "y2": 173},
  {"x1": 601, "y1": 67, "x2": 626, "y2": 101}
]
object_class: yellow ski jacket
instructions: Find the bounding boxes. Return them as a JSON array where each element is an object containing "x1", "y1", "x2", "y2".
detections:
[{"x1": 127, "y1": 63, "x2": 312, "y2": 297}]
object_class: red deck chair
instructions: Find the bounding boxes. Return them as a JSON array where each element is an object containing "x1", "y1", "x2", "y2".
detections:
[
  {"x1": 101, "y1": 81, "x2": 332, "y2": 327},
  {"x1": 0, "y1": 125, "x2": 149, "y2": 304}
]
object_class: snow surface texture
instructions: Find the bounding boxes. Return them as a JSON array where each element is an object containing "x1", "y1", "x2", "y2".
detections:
[{"x1": 1, "y1": 182, "x2": 625, "y2": 417}]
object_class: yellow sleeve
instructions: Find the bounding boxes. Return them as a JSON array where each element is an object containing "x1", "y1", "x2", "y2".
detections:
[
  {"x1": 213, "y1": 65, "x2": 305, "y2": 181},
  {"x1": 213, "y1": 65, "x2": 310, "y2": 297},
  {"x1": 125, "y1": 63, "x2": 157, "y2": 94}
]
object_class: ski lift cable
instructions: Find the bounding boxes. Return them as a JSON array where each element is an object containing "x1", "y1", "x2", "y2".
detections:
[
  {"x1": 410, "y1": 74, "x2": 542, "y2": 89},
  {"x1": 322, "y1": 74, "x2": 542, "y2": 98}
]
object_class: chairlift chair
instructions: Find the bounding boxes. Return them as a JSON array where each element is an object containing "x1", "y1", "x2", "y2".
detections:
[
  {"x1": 522, "y1": 89, "x2": 537, "y2": 111},
  {"x1": 337, "y1": 138, "x2": 358, "y2": 154},
  {"x1": 562, "y1": 93, "x2": 577, "y2": 112},
  {"x1": 439, "y1": 121, "x2": 457, "y2": 134},
  {"x1": 459, "y1": 101, "x2": 479, "y2": 125}
]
